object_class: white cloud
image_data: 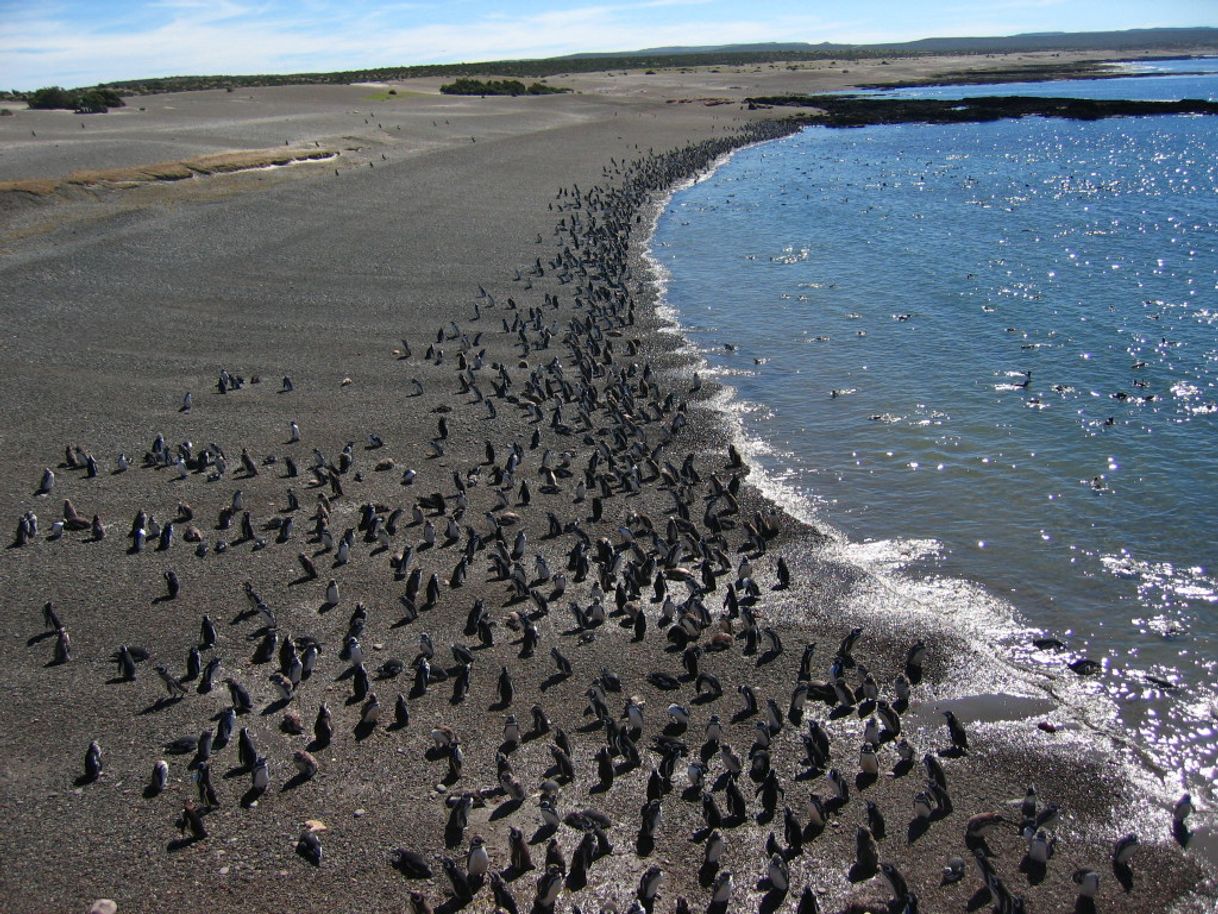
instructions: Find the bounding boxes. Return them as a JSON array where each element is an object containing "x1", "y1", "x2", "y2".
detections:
[{"x1": 1, "y1": 1, "x2": 858, "y2": 88}]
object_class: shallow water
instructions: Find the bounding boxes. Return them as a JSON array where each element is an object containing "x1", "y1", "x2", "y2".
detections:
[{"x1": 650, "y1": 58, "x2": 1218, "y2": 808}]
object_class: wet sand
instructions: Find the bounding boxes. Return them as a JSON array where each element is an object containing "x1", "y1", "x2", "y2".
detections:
[{"x1": 1, "y1": 50, "x2": 1215, "y2": 914}]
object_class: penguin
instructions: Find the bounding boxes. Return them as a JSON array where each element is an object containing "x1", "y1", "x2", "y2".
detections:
[
  {"x1": 1073, "y1": 867, "x2": 1100, "y2": 898},
  {"x1": 533, "y1": 864, "x2": 563, "y2": 910},
  {"x1": 148, "y1": 759, "x2": 169, "y2": 796},
  {"x1": 795, "y1": 886, "x2": 821, "y2": 914},
  {"x1": 766, "y1": 853, "x2": 789, "y2": 893},
  {"x1": 1113, "y1": 833, "x2": 1138, "y2": 867},
  {"x1": 391, "y1": 848, "x2": 434, "y2": 878},
  {"x1": 180, "y1": 799, "x2": 207, "y2": 841},
  {"x1": 155, "y1": 665, "x2": 188, "y2": 700},
  {"x1": 200, "y1": 614, "x2": 217, "y2": 649},
  {"x1": 710, "y1": 870, "x2": 733, "y2": 905},
  {"x1": 854, "y1": 826, "x2": 878, "y2": 875},
  {"x1": 251, "y1": 756, "x2": 270, "y2": 793},
  {"x1": 509, "y1": 825, "x2": 534, "y2": 873},
  {"x1": 314, "y1": 703, "x2": 332, "y2": 746},
  {"x1": 466, "y1": 834, "x2": 490, "y2": 878},
  {"x1": 880, "y1": 863, "x2": 909, "y2": 907},
  {"x1": 503, "y1": 714, "x2": 521, "y2": 747},
  {"x1": 442, "y1": 857, "x2": 473, "y2": 902},
  {"x1": 497, "y1": 665, "x2": 514, "y2": 706},
  {"x1": 293, "y1": 749, "x2": 319, "y2": 779},
  {"x1": 638, "y1": 864, "x2": 663, "y2": 903},
  {"x1": 702, "y1": 828, "x2": 725, "y2": 868},
  {"x1": 297, "y1": 830, "x2": 323, "y2": 866},
  {"x1": 943, "y1": 710, "x2": 969, "y2": 753},
  {"x1": 491, "y1": 872, "x2": 520, "y2": 914},
  {"x1": 641, "y1": 798, "x2": 662, "y2": 837},
  {"x1": 395, "y1": 693, "x2": 410, "y2": 728}
]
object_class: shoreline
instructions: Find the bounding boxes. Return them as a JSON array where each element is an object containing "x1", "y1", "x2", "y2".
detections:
[
  {"x1": 629, "y1": 130, "x2": 1217, "y2": 904},
  {"x1": 0, "y1": 51, "x2": 1214, "y2": 914}
]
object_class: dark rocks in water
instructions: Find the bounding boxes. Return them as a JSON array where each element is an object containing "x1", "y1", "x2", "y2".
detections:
[{"x1": 744, "y1": 94, "x2": 1218, "y2": 128}]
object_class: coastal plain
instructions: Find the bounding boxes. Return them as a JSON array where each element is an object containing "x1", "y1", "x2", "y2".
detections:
[{"x1": 1, "y1": 49, "x2": 1215, "y2": 914}]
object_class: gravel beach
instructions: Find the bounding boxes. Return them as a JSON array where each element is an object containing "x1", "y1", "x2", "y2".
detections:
[{"x1": 1, "y1": 50, "x2": 1214, "y2": 914}]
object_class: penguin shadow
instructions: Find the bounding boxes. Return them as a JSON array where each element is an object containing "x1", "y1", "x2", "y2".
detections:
[
  {"x1": 828, "y1": 705, "x2": 855, "y2": 721},
  {"x1": 906, "y1": 817, "x2": 930, "y2": 844},
  {"x1": 635, "y1": 831, "x2": 655, "y2": 857},
  {"x1": 564, "y1": 866, "x2": 588, "y2": 892},
  {"x1": 801, "y1": 821, "x2": 825, "y2": 844},
  {"x1": 489, "y1": 798, "x2": 522, "y2": 821},
  {"x1": 529, "y1": 823, "x2": 556, "y2": 845},
  {"x1": 964, "y1": 835, "x2": 995, "y2": 859},
  {"x1": 279, "y1": 768, "x2": 312, "y2": 791},
  {"x1": 74, "y1": 771, "x2": 101, "y2": 788},
  {"x1": 706, "y1": 900, "x2": 729, "y2": 914},
  {"x1": 386, "y1": 717, "x2": 409, "y2": 734},
  {"x1": 730, "y1": 708, "x2": 755, "y2": 725},
  {"x1": 539, "y1": 672, "x2": 568, "y2": 691},
  {"x1": 261, "y1": 698, "x2": 290, "y2": 716},
  {"x1": 1018, "y1": 854, "x2": 1047, "y2": 885},
  {"x1": 794, "y1": 767, "x2": 822, "y2": 783},
  {"x1": 26, "y1": 630, "x2": 55, "y2": 647},
  {"x1": 757, "y1": 886, "x2": 786, "y2": 914},
  {"x1": 848, "y1": 859, "x2": 877, "y2": 883},
  {"x1": 139, "y1": 695, "x2": 183, "y2": 715},
  {"x1": 306, "y1": 735, "x2": 329, "y2": 753},
  {"x1": 1113, "y1": 860, "x2": 1134, "y2": 892},
  {"x1": 353, "y1": 720, "x2": 377, "y2": 741},
  {"x1": 43, "y1": 655, "x2": 68, "y2": 669},
  {"x1": 318, "y1": 601, "x2": 337, "y2": 614},
  {"x1": 434, "y1": 897, "x2": 471, "y2": 914},
  {"x1": 938, "y1": 746, "x2": 967, "y2": 760},
  {"x1": 692, "y1": 692, "x2": 719, "y2": 707},
  {"x1": 289, "y1": 574, "x2": 316, "y2": 587},
  {"x1": 966, "y1": 886, "x2": 993, "y2": 911},
  {"x1": 444, "y1": 820, "x2": 466, "y2": 850},
  {"x1": 1073, "y1": 898, "x2": 1098, "y2": 914},
  {"x1": 905, "y1": 665, "x2": 924, "y2": 686},
  {"x1": 892, "y1": 758, "x2": 914, "y2": 778},
  {"x1": 240, "y1": 785, "x2": 266, "y2": 809},
  {"x1": 166, "y1": 834, "x2": 204, "y2": 853},
  {"x1": 756, "y1": 649, "x2": 780, "y2": 667},
  {"x1": 1173, "y1": 820, "x2": 1191, "y2": 847},
  {"x1": 855, "y1": 771, "x2": 877, "y2": 791},
  {"x1": 698, "y1": 860, "x2": 719, "y2": 888}
]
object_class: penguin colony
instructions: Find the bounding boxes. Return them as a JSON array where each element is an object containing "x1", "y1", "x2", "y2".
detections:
[{"x1": 12, "y1": 118, "x2": 1192, "y2": 913}]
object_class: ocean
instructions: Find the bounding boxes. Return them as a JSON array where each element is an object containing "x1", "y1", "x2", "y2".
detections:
[{"x1": 649, "y1": 58, "x2": 1218, "y2": 813}]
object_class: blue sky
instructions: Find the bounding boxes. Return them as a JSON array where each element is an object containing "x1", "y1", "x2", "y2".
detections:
[{"x1": 0, "y1": 0, "x2": 1211, "y2": 90}]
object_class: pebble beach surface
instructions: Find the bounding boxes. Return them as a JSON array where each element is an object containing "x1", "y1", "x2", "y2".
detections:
[{"x1": 0, "y1": 50, "x2": 1214, "y2": 914}]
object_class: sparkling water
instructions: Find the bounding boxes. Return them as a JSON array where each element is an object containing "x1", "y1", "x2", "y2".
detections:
[{"x1": 650, "y1": 58, "x2": 1218, "y2": 801}]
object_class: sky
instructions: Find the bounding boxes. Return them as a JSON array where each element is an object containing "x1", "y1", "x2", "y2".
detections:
[{"x1": 0, "y1": 0, "x2": 1212, "y2": 91}]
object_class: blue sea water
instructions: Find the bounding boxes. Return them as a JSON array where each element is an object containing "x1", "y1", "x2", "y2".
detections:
[{"x1": 650, "y1": 59, "x2": 1218, "y2": 802}]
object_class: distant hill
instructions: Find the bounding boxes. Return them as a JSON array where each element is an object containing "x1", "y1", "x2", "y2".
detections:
[
  {"x1": 577, "y1": 28, "x2": 1218, "y2": 58},
  {"x1": 63, "y1": 26, "x2": 1218, "y2": 97}
]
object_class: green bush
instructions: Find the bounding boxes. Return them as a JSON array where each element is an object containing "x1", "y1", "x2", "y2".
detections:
[
  {"x1": 27, "y1": 85, "x2": 124, "y2": 112},
  {"x1": 439, "y1": 78, "x2": 568, "y2": 96}
]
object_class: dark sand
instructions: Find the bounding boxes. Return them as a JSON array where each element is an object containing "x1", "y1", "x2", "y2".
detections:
[{"x1": 1, "y1": 51, "x2": 1215, "y2": 914}]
